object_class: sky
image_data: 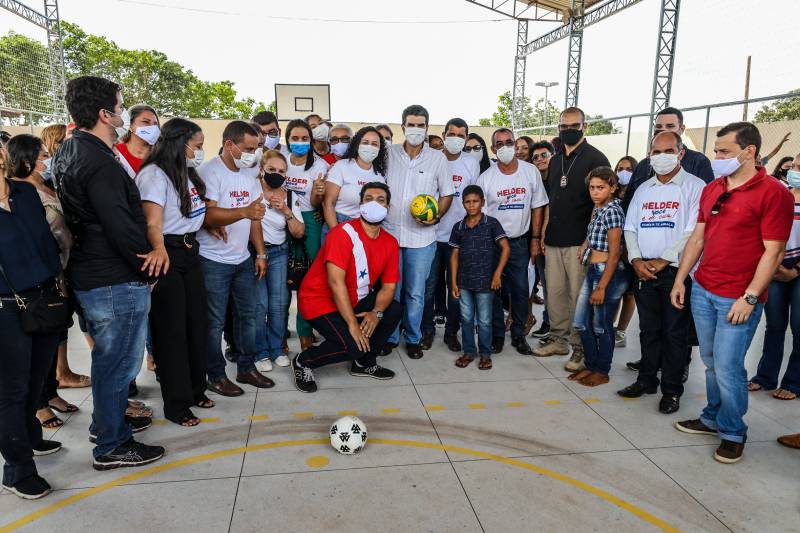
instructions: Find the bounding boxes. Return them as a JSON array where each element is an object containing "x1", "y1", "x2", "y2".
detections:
[{"x1": 2, "y1": 0, "x2": 798, "y2": 127}]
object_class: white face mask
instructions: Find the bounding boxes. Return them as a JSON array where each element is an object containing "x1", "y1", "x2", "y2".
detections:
[
  {"x1": 444, "y1": 136, "x2": 466, "y2": 155},
  {"x1": 254, "y1": 147, "x2": 264, "y2": 164},
  {"x1": 331, "y1": 143, "x2": 348, "y2": 158},
  {"x1": 467, "y1": 147, "x2": 483, "y2": 162},
  {"x1": 265, "y1": 134, "x2": 280, "y2": 149},
  {"x1": 232, "y1": 145, "x2": 258, "y2": 169},
  {"x1": 496, "y1": 145, "x2": 515, "y2": 165},
  {"x1": 359, "y1": 200, "x2": 387, "y2": 224},
  {"x1": 110, "y1": 108, "x2": 131, "y2": 140},
  {"x1": 187, "y1": 147, "x2": 204, "y2": 168},
  {"x1": 711, "y1": 150, "x2": 744, "y2": 178},
  {"x1": 616, "y1": 169, "x2": 632, "y2": 185},
  {"x1": 383, "y1": 137, "x2": 392, "y2": 146},
  {"x1": 358, "y1": 144, "x2": 380, "y2": 164},
  {"x1": 404, "y1": 127, "x2": 426, "y2": 147},
  {"x1": 650, "y1": 153, "x2": 679, "y2": 176},
  {"x1": 312, "y1": 123, "x2": 330, "y2": 141},
  {"x1": 134, "y1": 124, "x2": 160, "y2": 145}
]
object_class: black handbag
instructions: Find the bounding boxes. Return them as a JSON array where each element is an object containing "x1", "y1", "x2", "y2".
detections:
[
  {"x1": 0, "y1": 263, "x2": 73, "y2": 334},
  {"x1": 285, "y1": 190, "x2": 311, "y2": 291}
]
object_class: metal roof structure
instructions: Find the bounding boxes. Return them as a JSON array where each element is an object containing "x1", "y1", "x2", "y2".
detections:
[{"x1": 467, "y1": 0, "x2": 681, "y2": 136}]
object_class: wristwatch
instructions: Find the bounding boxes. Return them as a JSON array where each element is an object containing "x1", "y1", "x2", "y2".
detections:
[
  {"x1": 256, "y1": 254, "x2": 267, "y2": 260},
  {"x1": 743, "y1": 293, "x2": 758, "y2": 305},
  {"x1": 373, "y1": 310, "x2": 384, "y2": 320}
]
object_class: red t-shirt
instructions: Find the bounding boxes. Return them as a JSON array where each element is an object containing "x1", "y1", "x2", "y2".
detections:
[
  {"x1": 321, "y1": 153, "x2": 338, "y2": 166},
  {"x1": 299, "y1": 220, "x2": 400, "y2": 320},
  {"x1": 115, "y1": 143, "x2": 143, "y2": 174},
  {"x1": 695, "y1": 167, "x2": 794, "y2": 302}
]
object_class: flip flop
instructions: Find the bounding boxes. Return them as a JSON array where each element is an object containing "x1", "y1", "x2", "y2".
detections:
[
  {"x1": 478, "y1": 357, "x2": 493, "y2": 370},
  {"x1": 39, "y1": 416, "x2": 63, "y2": 429},
  {"x1": 196, "y1": 396, "x2": 215, "y2": 409},
  {"x1": 747, "y1": 381, "x2": 762, "y2": 392},
  {"x1": 455, "y1": 356, "x2": 473, "y2": 368},
  {"x1": 772, "y1": 389, "x2": 797, "y2": 400},
  {"x1": 48, "y1": 399, "x2": 79, "y2": 414}
]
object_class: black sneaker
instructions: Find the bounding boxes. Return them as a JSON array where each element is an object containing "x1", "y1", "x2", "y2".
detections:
[
  {"x1": 659, "y1": 395, "x2": 680, "y2": 414},
  {"x1": 626, "y1": 359, "x2": 641, "y2": 371},
  {"x1": 350, "y1": 362, "x2": 395, "y2": 380},
  {"x1": 444, "y1": 332, "x2": 462, "y2": 352},
  {"x1": 89, "y1": 416, "x2": 152, "y2": 443},
  {"x1": 380, "y1": 342, "x2": 398, "y2": 357},
  {"x1": 530, "y1": 323, "x2": 550, "y2": 338},
  {"x1": 406, "y1": 343, "x2": 423, "y2": 359},
  {"x1": 2, "y1": 474, "x2": 51, "y2": 500},
  {"x1": 434, "y1": 313, "x2": 446, "y2": 327},
  {"x1": 617, "y1": 381, "x2": 658, "y2": 398},
  {"x1": 492, "y1": 337, "x2": 504, "y2": 354},
  {"x1": 420, "y1": 331, "x2": 434, "y2": 351},
  {"x1": 292, "y1": 355, "x2": 317, "y2": 393},
  {"x1": 93, "y1": 439, "x2": 165, "y2": 471},
  {"x1": 511, "y1": 336, "x2": 533, "y2": 355},
  {"x1": 32, "y1": 440, "x2": 62, "y2": 456}
]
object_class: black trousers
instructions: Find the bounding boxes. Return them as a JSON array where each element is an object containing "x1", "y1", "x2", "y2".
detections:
[
  {"x1": 149, "y1": 244, "x2": 208, "y2": 419},
  {"x1": 634, "y1": 266, "x2": 691, "y2": 397},
  {"x1": 0, "y1": 292, "x2": 59, "y2": 485},
  {"x1": 298, "y1": 295, "x2": 402, "y2": 370}
]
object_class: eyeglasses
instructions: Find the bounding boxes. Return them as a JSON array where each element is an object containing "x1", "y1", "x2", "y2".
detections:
[
  {"x1": 531, "y1": 152, "x2": 550, "y2": 161},
  {"x1": 494, "y1": 140, "x2": 515, "y2": 149},
  {"x1": 329, "y1": 136, "x2": 351, "y2": 145},
  {"x1": 463, "y1": 146, "x2": 482, "y2": 153},
  {"x1": 710, "y1": 191, "x2": 732, "y2": 216},
  {"x1": 558, "y1": 122, "x2": 582, "y2": 131}
]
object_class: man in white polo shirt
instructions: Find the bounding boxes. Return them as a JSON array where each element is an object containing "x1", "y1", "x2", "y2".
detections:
[
  {"x1": 617, "y1": 131, "x2": 705, "y2": 415},
  {"x1": 384, "y1": 104, "x2": 455, "y2": 359},
  {"x1": 420, "y1": 117, "x2": 480, "y2": 353},
  {"x1": 198, "y1": 121, "x2": 274, "y2": 396},
  {"x1": 478, "y1": 128, "x2": 549, "y2": 355}
]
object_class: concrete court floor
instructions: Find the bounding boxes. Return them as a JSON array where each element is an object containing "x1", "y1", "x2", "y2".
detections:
[{"x1": 0, "y1": 304, "x2": 798, "y2": 533}]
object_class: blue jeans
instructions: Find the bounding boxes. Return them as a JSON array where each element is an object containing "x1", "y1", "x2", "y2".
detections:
[
  {"x1": 255, "y1": 243, "x2": 289, "y2": 361},
  {"x1": 752, "y1": 278, "x2": 800, "y2": 394},
  {"x1": 460, "y1": 290, "x2": 494, "y2": 357},
  {"x1": 691, "y1": 280, "x2": 764, "y2": 443},
  {"x1": 422, "y1": 242, "x2": 460, "y2": 336},
  {"x1": 201, "y1": 256, "x2": 258, "y2": 380},
  {"x1": 390, "y1": 242, "x2": 437, "y2": 345},
  {"x1": 75, "y1": 282, "x2": 150, "y2": 458},
  {"x1": 572, "y1": 263, "x2": 628, "y2": 374},
  {"x1": 492, "y1": 237, "x2": 530, "y2": 339}
]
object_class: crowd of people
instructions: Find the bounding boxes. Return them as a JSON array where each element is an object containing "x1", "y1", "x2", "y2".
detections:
[{"x1": 1, "y1": 74, "x2": 799, "y2": 500}]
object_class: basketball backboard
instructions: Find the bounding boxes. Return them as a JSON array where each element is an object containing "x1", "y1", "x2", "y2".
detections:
[{"x1": 274, "y1": 84, "x2": 331, "y2": 121}]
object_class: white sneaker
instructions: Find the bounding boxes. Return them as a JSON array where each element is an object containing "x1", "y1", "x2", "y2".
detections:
[
  {"x1": 274, "y1": 355, "x2": 291, "y2": 367},
  {"x1": 255, "y1": 359, "x2": 273, "y2": 372}
]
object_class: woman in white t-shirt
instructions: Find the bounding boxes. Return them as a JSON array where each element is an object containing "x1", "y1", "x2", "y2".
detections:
[
  {"x1": 283, "y1": 119, "x2": 329, "y2": 351},
  {"x1": 253, "y1": 150, "x2": 305, "y2": 372},
  {"x1": 136, "y1": 118, "x2": 212, "y2": 427},
  {"x1": 322, "y1": 126, "x2": 386, "y2": 240}
]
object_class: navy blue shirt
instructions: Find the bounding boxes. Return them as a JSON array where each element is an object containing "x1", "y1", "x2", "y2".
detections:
[
  {"x1": 448, "y1": 215, "x2": 507, "y2": 292},
  {"x1": 0, "y1": 180, "x2": 61, "y2": 294}
]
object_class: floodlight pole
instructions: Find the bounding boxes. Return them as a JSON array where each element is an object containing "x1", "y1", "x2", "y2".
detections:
[
  {"x1": 512, "y1": 19, "x2": 529, "y2": 133},
  {"x1": 536, "y1": 81, "x2": 558, "y2": 135},
  {"x1": 44, "y1": 0, "x2": 67, "y2": 116},
  {"x1": 564, "y1": 0, "x2": 585, "y2": 108},
  {"x1": 648, "y1": 0, "x2": 680, "y2": 140}
]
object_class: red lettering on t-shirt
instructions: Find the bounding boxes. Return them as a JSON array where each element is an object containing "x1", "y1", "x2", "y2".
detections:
[
  {"x1": 497, "y1": 187, "x2": 527, "y2": 197},
  {"x1": 229, "y1": 190, "x2": 250, "y2": 198},
  {"x1": 453, "y1": 175, "x2": 463, "y2": 183},
  {"x1": 642, "y1": 201, "x2": 680, "y2": 210}
]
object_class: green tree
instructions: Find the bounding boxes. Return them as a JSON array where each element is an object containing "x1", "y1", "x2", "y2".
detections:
[
  {"x1": 755, "y1": 90, "x2": 800, "y2": 122},
  {"x1": 0, "y1": 32, "x2": 55, "y2": 121},
  {"x1": 480, "y1": 91, "x2": 559, "y2": 132},
  {"x1": 585, "y1": 114, "x2": 620, "y2": 135}
]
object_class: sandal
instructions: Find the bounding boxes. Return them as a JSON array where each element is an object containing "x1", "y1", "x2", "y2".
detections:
[
  {"x1": 747, "y1": 381, "x2": 762, "y2": 392},
  {"x1": 522, "y1": 315, "x2": 537, "y2": 336},
  {"x1": 196, "y1": 396, "x2": 216, "y2": 409},
  {"x1": 126, "y1": 400, "x2": 154, "y2": 418},
  {"x1": 455, "y1": 355, "x2": 473, "y2": 368},
  {"x1": 772, "y1": 388, "x2": 797, "y2": 400},
  {"x1": 478, "y1": 357, "x2": 492, "y2": 370},
  {"x1": 166, "y1": 410, "x2": 200, "y2": 427},
  {"x1": 48, "y1": 397, "x2": 79, "y2": 414},
  {"x1": 504, "y1": 314, "x2": 513, "y2": 332},
  {"x1": 37, "y1": 408, "x2": 63, "y2": 429}
]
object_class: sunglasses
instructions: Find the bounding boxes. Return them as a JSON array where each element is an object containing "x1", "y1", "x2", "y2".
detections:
[
  {"x1": 463, "y1": 146, "x2": 483, "y2": 153},
  {"x1": 329, "y1": 136, "x2": 351, "y2": 145},
  {"x1": 710, "y1": 191, "x2": 732, "y2": 216},
  {"x1": 532, "y1": 152, "x2": 550, "y2": 161}
]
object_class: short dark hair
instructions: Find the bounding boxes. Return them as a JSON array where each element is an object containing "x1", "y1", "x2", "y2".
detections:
[
  {"x1": 717, "y1": 121, "x2": 762, "y2": 155},
  {"x1": 375, "y1": 124, "x2": 393, "y2": 138},
  {"x1": 222, "y1": 120, "x2": 259, "y2": 145},
  {"x1": 531, "y1": 140, "x2": 555, "y2": 153},
  {"x1": 560, "y1": 106, "x2": 586, "y2": 123},
  {"x1": 65, "y1": 76, "x2": 122, "y2": 130},
  {"x1": 305, "y1": 113, "x2": 322, "y2": 124},
  {"x1": 252, "y1": 111, "x2": 278, "y2": 126},
  {"x1": 7, "y1": 133, "x2": 43, "y2": 178},
  {"x1": 657, "y1": 106, "x2": 684, "y2": 125},
  {"x1": 401, "y1": 104, "x2": 429, "y2": 126},
  {"x1": 359, "y1": 181, "x2": 391, "y2": 204},
  {"x1": 491, "y1": 127, "x2": 514, "y2": 147},
  {"x1": 651, "y1": 130, "x2": 684, "y2": 151},
  {"x1": 585, "y1": 166, "x2": 620, "y2": 195},
  {"x1": 444, "y1": 117, "x2": 469, "y2": 135},
  {"x1": 461, "y1": 184, "x2": 484, "y2": 201}
]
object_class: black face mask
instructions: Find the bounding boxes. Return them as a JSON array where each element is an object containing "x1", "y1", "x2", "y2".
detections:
[
  {"x1": 559, "y1": 128, "x2": 584, "y2": 146},
  {"x1": 264, "y1": 172, "x2": 286, "y2": 189}
]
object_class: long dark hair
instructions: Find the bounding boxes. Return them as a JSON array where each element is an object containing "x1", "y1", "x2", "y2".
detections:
[
  {"x1": 772, "y1": 156, "x2": 793, "y2": 180},
  {"x1": 285, "y1": 119, "x2": 314, "y2": 171},
  {"x1": 344, "y1": 126, "x2": 387, "y2": 177},
  {"x1": 141, "y1": 118, "x2": 205, "y2": 218},
  {"x1": 518, "y1": 135, "x2": 535, "y2": 162},
  {"x1": 468, "y1": 132, "x2": 491, "y2": 174},
  {"x1": 7, "y1": 134, "x2": 42, "y2": 178}
]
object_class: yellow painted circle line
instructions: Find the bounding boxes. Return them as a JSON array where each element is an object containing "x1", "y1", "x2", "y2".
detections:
[
  {"x1": 0, "y1": 438, "x2": 680, "y2": 533},
  {"x1": 305, "y1": 455, "x2": 330, "y2": 468}
]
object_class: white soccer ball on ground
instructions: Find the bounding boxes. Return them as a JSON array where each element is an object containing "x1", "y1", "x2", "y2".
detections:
[{"x1": 330, "y1": 416, "x2": 368, "y2": 455}]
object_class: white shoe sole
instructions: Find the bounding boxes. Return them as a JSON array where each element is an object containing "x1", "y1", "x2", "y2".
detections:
[
  {"x1": 673, "y1": 422, "x2": 717, "y2": 436},
  {"x1": 93, "y1": 452, "x2": 164, "y2": 471},
  {"x1": 255, "y1": 363, "x2": 273, "y2": 372},
  {"x1": 714, "y1": 451, "x2": 743, "y2": 464},
  {"x1": 33, "y1": 445, "x2": 62, "y2": 456},
  {"x1": 2, "y1": 484, "x2": 50, "y2": 500},
  {"x1": 348, "y1": 370, "x2": 394, "y2": 380},
  {"x1": 274, "y1": 357, "x2": 291, "y2": 367}
]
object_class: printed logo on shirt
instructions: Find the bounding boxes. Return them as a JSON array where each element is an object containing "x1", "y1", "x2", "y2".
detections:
[
  {"x1": 496, "y1": 187, "x2": 528, "y2": 210},
  {"x1": 452, "y1": 174, "x2": 464, "y2": 197},
  {"x1": 639, "y1": 200, "x2": 680, "y2": 228},
  {"x1": 229, "y1": 190, "x2": 251, "y2": 207},
  {"x1": 285, "y1": 175, "x2": 308, "y2": 196},
  {"x1": 189, "y1": 186, "x2": 206, "y2": 219}
]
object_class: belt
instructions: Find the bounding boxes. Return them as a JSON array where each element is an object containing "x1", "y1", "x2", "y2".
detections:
[
  {"x1": 163, "y1": 232, "x2": 197, "y2": 249},
  {"x1": 0, "y1": 278, "x2": 57, "y2": 302},
  {"x1": 264, "y1": 242, "x2": 285, "y2": 249}
]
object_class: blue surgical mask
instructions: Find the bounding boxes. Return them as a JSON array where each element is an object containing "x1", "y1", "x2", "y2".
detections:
[
  {"x1": 290, "y1": 142, "x2": 311, "y2": 156},
  {"x1": 40, "y1": 157, "x2": 53, "y2": 181},
  {"x1": 787, "y1": 169, "x2": 800, "y2": 189}
]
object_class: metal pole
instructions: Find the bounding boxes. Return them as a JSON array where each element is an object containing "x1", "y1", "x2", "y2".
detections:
[
  {"x1": 511, "y1": 19, "x2": 529, "y2": 133},
  {"x1": 648, "y1": 0, "x2": 681, "y2": 140},
  {"x1": 564, "y1": 0, "x2": 585, "y2": 107},
  {"x1": 743, "y1": 55, "x2": 751, "y2": 121},
  {"x1": 702, "y1": 105, "x2": 711, "y2": 154},
  {"x1": 625, "y1": 115, "x2": 632, "y2": 155}
]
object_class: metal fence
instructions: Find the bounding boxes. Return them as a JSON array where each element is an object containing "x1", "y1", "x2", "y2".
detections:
[{"x1": 517, "y1": 93, "x2": 799, "y2": 167}]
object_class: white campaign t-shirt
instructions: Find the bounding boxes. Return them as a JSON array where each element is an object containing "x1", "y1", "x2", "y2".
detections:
[
  {"x1": 260, "y1": 188, "x2": 304, "y2": 245},
  {"x1": 436, "y1": 153, "x2": 480, "y2": 242},
  {"x1": 285, "y1": 157, "x2": 330, "y2": 212},
  {"x1": 477, "y1": 160, "x2": 549, "y2": 238},
  {"x1": 136, "y1": 164, "x2": 206, "y2": 235},
  {"x1": 327, "y1": 159, "x2": 385, "y2": 218},
  {"x1": 196, "y1": 156, "x2": 262, "y2": 265}
]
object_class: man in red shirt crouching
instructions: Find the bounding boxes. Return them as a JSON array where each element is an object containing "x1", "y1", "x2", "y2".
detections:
[
  {"x1": 293, "y1": 182, "x2": 402, "y2": 393},
  {"x1": 670, "y1": 122, "x2": 794, "y2": 464}
]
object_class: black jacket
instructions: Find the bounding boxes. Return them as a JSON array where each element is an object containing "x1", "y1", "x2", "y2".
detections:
[{"x1": 54, "y1": 130, "x2": 152, "y2": 290}]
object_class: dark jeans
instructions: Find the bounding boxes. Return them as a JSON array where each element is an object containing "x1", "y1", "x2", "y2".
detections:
[
  {"x1": 0, "y1": 291, "x2": 59, "y2": 486},
  {"x1": 150, "y1": 245, "x2": 208, "y2": 420},
  {"x1": 422, "y1": 242, "x2": 460, "y2": 336},
  {"x1": 38, "y1": 348, "x2": 58, "y2": 409},
  {"x1": 752, "y1": 278, "x2": 800, "y2": 394},
  {"x1": 75, "y1": 282, "x2": 150, "y2": 458},
  {"x1": 492, "y1": 237, "x2": 530, "y2": 339},
  {"x1": 298, "y1": 295, "x2": 402, "y2": 370},
  {"x1": 535, "y1": 253, "x2": 549, "y2": 326},
  {"x1": 634, "y1": 267, "x2": 691, "y2": 397},
  {"x1": 201, "y1": 256, "x2": 258, "y2": 381}
]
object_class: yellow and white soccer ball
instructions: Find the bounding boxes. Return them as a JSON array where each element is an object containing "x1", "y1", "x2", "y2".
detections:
[{"x1": 409, "y1": 194, "x2": 439, "y2": 222}]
